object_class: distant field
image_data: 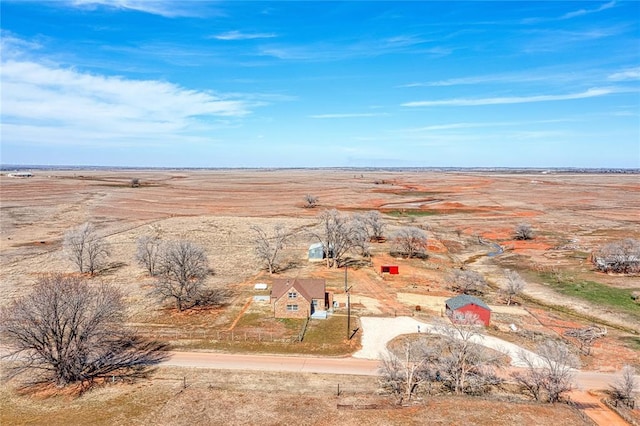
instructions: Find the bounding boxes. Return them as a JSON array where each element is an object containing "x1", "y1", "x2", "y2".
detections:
[{"x1": 1, "y1": 169, "x2": 639, "y2": 423}]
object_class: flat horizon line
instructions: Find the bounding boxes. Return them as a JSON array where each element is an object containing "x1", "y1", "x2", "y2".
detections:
[{"x1": 2, "y1": 164, "x2": 639, "y2": 173}]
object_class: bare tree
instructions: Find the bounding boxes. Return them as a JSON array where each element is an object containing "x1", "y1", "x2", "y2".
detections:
[
  {"x1": 379, "y1": 338, "x2": 435, "y2": 404},
  {"x1": 609, "y1": 365, "x2": 637, "y2": 408},
  {"x1": 564, "y1": 325, "x2": 606, "y2": 355},
  {"x1": 511, "y1": 357, "x2": 545, "y2": 401},
  {"x1": 392, "y1": 227, "x2": 428, "y2": 258},
  {"x1": 64, "y1": 222, "x2": 111, "y2": 275},
  {"x1": 312, "y1": 209, "x2": 356, "y2": 268},
  {"x1": 365, "y1": 210, "x2": 386, "y2": 241},
  {"x1": 511, "y1": 339, "x2": 578, "y2": 403},
  {"x1": 136, "y1": 235, "x2": 162, "y2": 276},
  {"x1": 435, "y1": 314, "x2": 503, "y2": 395},
  {"x1": 0, "y1": 274, "x2": 167, "y2": 389},
  {"x1": 152, "y1": 240, "x2": 211, "y2": 311},
  {"x1": 350, "y1": 214, "x2": 372, "y2": 258},
  {"x1": 537, "y1": 339, "x2": 579, "y2": 403},
  {"x1": 304, "y1": 194, "x2": 318, "y2": 208},
  {"x1": 251, "y1": 224, "x2": 290, "y2": 274},
  {"x1": 502, "y1": 269, "x2": 526, "y2": 305},
  {"x1": 592, "y1": 238, "x2": 640, "y2": 274},
  {"x1": 514, "y1": 223, "x2": 534, "y2": 240},
  {"x1": 448, "y1": 269, "x2": 488, "y2": 295}
]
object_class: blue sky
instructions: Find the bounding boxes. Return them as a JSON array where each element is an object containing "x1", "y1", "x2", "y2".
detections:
[{"x1": 1, "y1": 1, "x2": 639, "y2": 168}]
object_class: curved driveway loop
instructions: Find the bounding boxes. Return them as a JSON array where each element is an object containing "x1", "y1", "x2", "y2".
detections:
[{"x1": 353, "y1": 316, "x2": 547, "y2": 368}]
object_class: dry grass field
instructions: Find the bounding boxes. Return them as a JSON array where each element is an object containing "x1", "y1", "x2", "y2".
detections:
[
  {"x1": 1, "y1": 169, "x2": 639, "y2": 424},
  {"x1": 1, "y1": 368, "x2": 591, "y2": 426}
]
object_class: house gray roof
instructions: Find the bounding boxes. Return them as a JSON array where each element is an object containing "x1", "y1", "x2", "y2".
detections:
[{"x1": 445, "y1": 294, "x2": 491, "y2": 311}]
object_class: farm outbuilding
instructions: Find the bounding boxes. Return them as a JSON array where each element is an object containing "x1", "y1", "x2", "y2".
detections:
[
  {"x1": 7, "y1": 172, "x2": 33, "y2": 178},
  {"x1": 445, "y1": 294, "x2": 491, "y2": 326},
  {"x1": 308, "y1": 243, "x2": 334, "y2": 261},
  {"x1": 381, "y1": 265, "x2": 399, "y2": 275},
  {"x1": 308, "y1": 243, "x2": 325, "y2": 261}
]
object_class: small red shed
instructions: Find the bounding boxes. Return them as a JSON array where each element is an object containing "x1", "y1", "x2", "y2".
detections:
[
  {"x1": 381, "y1": 265, "x2": 399, "y2": 275},
  {"x1": 445, "y1": 294, "x2": 491, "y2": 326}
]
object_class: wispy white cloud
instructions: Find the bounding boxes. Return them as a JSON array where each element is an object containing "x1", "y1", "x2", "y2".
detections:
[
  {"x1": 0, "y1": 50, "x2": 262, "y2": 147},
  {"x1": 381, "y1": 35, "x2": 428, "y2": 48},
  {"x1": 522, "y1": 27, "x2": 623, "y2": 53},
  {"x1": 309, "y1": 113, "x2": 389, "y2": 119},
  {"x1": 211, "y1": 31, "x2": 277, "y2": 41},
  {"x1": 397, "y1": 66, "x2": 616, "y2": 89},
  {"x1": 562, "y1": 1, "x2": 616, "y2": 19},
  {"x1": 399, "y1": 118, "x2": 580, "y2": 133},
  {"x1": 398, "y1": 72, "x2": 556, "y2": 88},
  {"x1": 608, "y1": 67, "x2": 640, "y2": 81},
  {"x1": 0, "y1": 31, "x2": 43, "y2": 55},
  {"x1": 522, "y1": 1, "x2": 617, "y2": 24},
  {"x1": 257, "y1": 35, "x2": 448, "y2": 62},
  {"x1": 66, "y1": 0, "x2": 213, "y2": 18},
  {"x1": 402, "y1": 88, "x2": 617, "y2": 107}
]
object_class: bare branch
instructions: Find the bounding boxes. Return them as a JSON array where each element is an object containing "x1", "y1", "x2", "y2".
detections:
[
  {"x1": 365, "y1": 211, "x2": 386, "y2": 241},
  {"x1": 0, "y1": 274, "x2": 167, "y2": 388},
  {"x1": 448, "y1": 269, "x2": 488, "y2": 295},
  {"x1": 512, "y1": 339, "x2": 578, "y2": 403},
  {"x1": 392, "y1": 227, "x2": 428, "y2": 259},
  {"x1": 151, "y1": 240, "x2": 212, "y2": 311},
  {"x1": 609, "y1": 365, "x2": 637, "y2": 408},
  {"x1": 564, "y1": 325, "x2": 606, "y2": 355},
  {"x1": 311, "y1": 209, "x2": 357, "y2": 268},
  {"x1": 434, "y1": 313, "x2": 503, "y2": 395},
  {"x1": 63, "y1": 222, "x2": 111, "y2": 275},
  {"x1": 136, "y1": 235, "x2": 162, "y2": 276},
  {"x1": 350, "y1": 215, "x2": 372, "y2": 258},
  {"x1": 592, "y1": 238, "x2": 640, "y2": 274},
  {"x1": 303, "y1": 194, "x2": 318, "y2": 208},
  {"x1": 514, "y1": 223, "x2": 534, "y2": 240},
  {"x1": 502, "y1": 269, "x2": 526, "y2": 305},
  {"x1": 251, "y1": 224, "x2": 291, "y2": 274},
  {"x1": 378, "y1": 338, "x2": 435, "y2": 404}
]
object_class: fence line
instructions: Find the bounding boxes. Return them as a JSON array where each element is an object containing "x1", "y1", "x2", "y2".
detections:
[{"x1": 135, "y1": 328, "x2": 297, "y2": 343}]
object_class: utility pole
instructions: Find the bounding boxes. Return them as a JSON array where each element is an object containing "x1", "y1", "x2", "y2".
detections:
[
  {"x1": 345, "y1": 265, "x2": 352, "y2": 339},
  {"x1": 344, "y1": 264, "x2": 348, "y2": 292},
  {"x1": 347, "y1": 290, "x2": 351, "y2": 339}
]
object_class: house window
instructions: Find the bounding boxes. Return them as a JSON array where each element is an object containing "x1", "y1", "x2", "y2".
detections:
[
  {"x1": 288, "y1": 292, "x2": 297, "y2": 299},
  {"x1": 286, "y1": 304, "x2": 298, "y2": 311}
]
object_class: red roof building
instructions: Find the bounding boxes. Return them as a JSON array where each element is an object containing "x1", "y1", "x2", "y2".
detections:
[{"x1": 445, "y1": 294, "x2": 491, "y2": 326}]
